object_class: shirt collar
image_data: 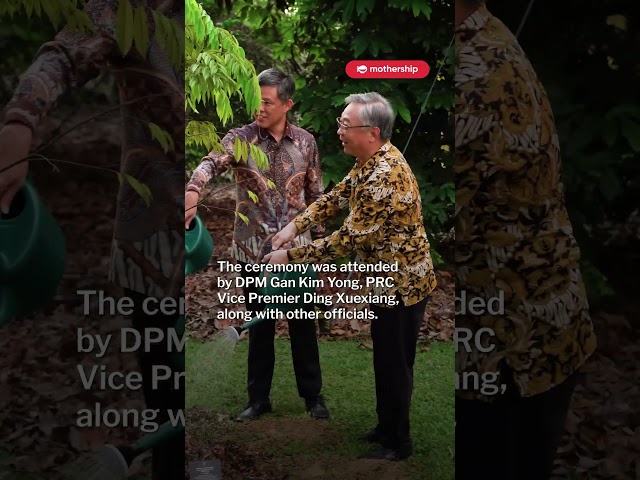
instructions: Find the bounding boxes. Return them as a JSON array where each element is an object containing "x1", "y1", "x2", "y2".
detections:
[
  {"x1": 257, "y1": 120, "x2": 295, "y2": 142},
  {"x1": 355, "y1": 141, "x2": 393, "y2": 177},
  {"x1": 455, "y1": 3, "x2": 490, "y2": 34}
]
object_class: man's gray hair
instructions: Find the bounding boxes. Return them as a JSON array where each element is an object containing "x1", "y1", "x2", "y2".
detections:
[
  {"x1": 258, "y1": 68, "x2": 295, "y2": 102},
  {"x1": 344, "y1": 92, "x2": 395, "y2": 141}
]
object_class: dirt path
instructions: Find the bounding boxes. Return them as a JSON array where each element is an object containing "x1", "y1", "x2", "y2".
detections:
[{"x1": 187, "y1": 408, "x2": 413, "y2": 480}]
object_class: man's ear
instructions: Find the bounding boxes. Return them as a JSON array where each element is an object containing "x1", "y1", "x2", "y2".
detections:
[
  {"x1": 370, "y1": 126, "x2": 381, "y2": 141},
  {"x1": 284, "y1": 98, "x2": 294, "y2": 112}
]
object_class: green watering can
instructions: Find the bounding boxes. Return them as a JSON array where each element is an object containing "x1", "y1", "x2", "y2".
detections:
[
  {"x1": 185, "y1": 214, "x2": 213, "y2": 276},
  {"x1": 0, "y1": 181, "x2": 66, "y2": 326},
  {"x1": 225, "y1": 268, "x2": 318, "y2": 341}
]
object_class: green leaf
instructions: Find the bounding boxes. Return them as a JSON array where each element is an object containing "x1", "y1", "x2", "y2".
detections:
[
  {"x1": 241, "y1": 140, "x2": 248, "y2": 162},
  {"x1": 412, "y1": 1, "x2": 422, "y2": 17},
  {"x1": 356, "y1": 0, "x2": 374, "y2": 16},
  {"x1": 247, "y1": 8, "x2": 263, "y2": 27},
  {"x1": 24, "y1": 0, "x2": 34, "y2": 18},
  {"x1": 396, "y1": 103, "x2": 411, "y2": 123},
  {"x1": 267, "y1": 179, "x2": 276, "y2": 190},
  {"x1": 235, "y1": 211, "x2": 249, "y2": 225},
  {"x1": 606, "y1": 14, "x2": 627, "y2": 31},
  {"x1": 342, "y1": 0, "x2": 355, "y2": 23},
  {"x1": 116, "y1": 0, "x2": 134, "y2": 55},
  {"x1": 122, "y1": 174, "x2": 152, "y2": 206},
  {"x1": 352, "y1": 34, "x2": 369, "y2": 58},
  {"x1": 233, "y1": 137, "x2": 243, "y2": 161},
  {"x1": 186, "y1": 120, "x2": 221, "y2": 152},
  {"x1": 133, "y1": 5, "x2": 149, "y2": 56},
  {"x1": 148, "y1": 122, "x2": 173, "y2": 153},
  {"x1": 621, "y1": 119, "x2": 640, "y2": 152},
  {"x1": 248, "y1": 190, "x2": 258, "y2": 203},
  {"x1": 41, "y1": 0, "x2": 60, "y2": 29},
  {"x1": 447, "y1": 188, "x2": 455, "y2": 204}
]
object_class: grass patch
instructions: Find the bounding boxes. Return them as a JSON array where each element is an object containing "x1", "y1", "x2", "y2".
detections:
[{"x1": 187, "y1": 338, "x2": 454, "y2": 480}]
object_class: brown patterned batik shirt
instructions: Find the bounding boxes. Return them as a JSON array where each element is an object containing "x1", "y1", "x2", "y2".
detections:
[
  {"x1": 289, "y1": 141, "x2": 437, "y2": 307},
  {"x1": 187, "y1": 121, "x2": 325, "y2": 263},
  {"x1": 2, "y1": 0, "x2": 185, "y2": 298},
  {"x1": 455, "y1": 5, "x2": 596, "y2": 399}
]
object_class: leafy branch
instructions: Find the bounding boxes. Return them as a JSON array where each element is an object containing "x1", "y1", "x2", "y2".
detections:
[
  {"x1": 0, "y1": 91, "x2": 184, "y2": 206},
  {"x1": 185, "y1": 0, "x2": 269, "y2": 169},
  {"x1": 0, "y1": 152, "x2": 153, "y2": 206},
  {"x1": 0, "y1": 0, "x2": 93, "y2": 31},
  {"x1": 0, "y1": 1, "x2": 187, "y2": 205}
]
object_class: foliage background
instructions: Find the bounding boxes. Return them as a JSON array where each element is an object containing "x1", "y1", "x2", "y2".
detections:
[{"x1": 488, "y1": 0, "x2": 640, "y2": 307}]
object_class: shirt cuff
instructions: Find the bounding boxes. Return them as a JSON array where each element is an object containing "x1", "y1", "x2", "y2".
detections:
[
  {"x1": 294, "y1": 215, "x2": 312, "y2": 234},
  {"x1": 2, "y1": 111, "x2": 36, "y2": 133},
  {"x1": 289, "y1": 246, "x2": 304, "y2": 262},
  {"x1": 186, "y1": 184, "x2": 201, "y2": 194}
]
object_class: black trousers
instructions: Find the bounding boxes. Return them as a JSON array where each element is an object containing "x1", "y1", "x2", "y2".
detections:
[
  {"x1": 239, "y1": 265, "x2": 322, "y2": 403},
  {"x1": 126, "y1": 289, "x2": 184, "y2": 480},
  {"x1": 370, "y1": 295, "x2": 429, "y2": 449},
  {"x1": 455, "y1": 368, "x2": 579, "y2": 480}
]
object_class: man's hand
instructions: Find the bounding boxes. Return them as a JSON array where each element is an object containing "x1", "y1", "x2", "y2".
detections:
[
  {"x1": 262, "y1": 249, "x2": 289, "y2": 265},
  {"x1": 185, "y1": 190, "x2": 199, "y2": 228},
  {"x1": 0, "y1": 123, "x2": 32, "y2": 214},
  {"x1": 271, "y1": 221, "x2": 298, "y2": 250}
]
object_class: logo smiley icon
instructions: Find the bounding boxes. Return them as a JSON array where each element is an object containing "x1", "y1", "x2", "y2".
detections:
[{"x1": 356, "y1": 65, "x2": 368, "y2": 74}]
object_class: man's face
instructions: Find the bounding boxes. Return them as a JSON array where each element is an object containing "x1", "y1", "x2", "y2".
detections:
[
  {"x1": 256, "y1": 86, "x2": 291, "y2": 130},
  {"x1": 337, "y1": 103, "x2": 373, "y2": 159}
]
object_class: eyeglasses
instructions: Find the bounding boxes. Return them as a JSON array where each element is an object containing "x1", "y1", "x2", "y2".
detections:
[{"x1": 336, "y1": 117, "x2": 372, "y2": 130}]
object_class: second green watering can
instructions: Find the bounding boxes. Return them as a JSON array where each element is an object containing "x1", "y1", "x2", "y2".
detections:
[
  {"x1": 0, "y1": 181, "x2": 66, "y2": 326},
  {"x1": 185, "y1": 214, "x2": 213, "y2": 276}
]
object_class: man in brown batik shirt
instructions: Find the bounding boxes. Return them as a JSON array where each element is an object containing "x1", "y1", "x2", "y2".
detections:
[{"x1": 185, "y1": 68, "x2": 330, "y2": 422}]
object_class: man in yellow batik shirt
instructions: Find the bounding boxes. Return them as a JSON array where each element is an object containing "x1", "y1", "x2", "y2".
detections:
[
  {"x1": 454, "y1": 1, "x2": 596, "y2": 479},
  {"x1": 264, "y1": 92, "x2": 437, "y2": 461}
]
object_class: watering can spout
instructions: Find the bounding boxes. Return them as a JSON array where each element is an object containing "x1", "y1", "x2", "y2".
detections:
[{"x1": 221, "y1": 326, "x2": 242, "y2": 343}]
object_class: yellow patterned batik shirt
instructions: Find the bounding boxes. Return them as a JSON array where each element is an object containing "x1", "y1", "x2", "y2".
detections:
[
  {"x1": 455, "y1": 5, "x2": 596, "y2": 399},
  {"x1": 289, "y1": 141, "x2": 437, "y2": 307}
]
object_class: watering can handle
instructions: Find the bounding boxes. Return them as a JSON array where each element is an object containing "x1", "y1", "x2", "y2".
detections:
[{"x1": 132, "y1": 421, "x2": 185, "y2": 453}]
